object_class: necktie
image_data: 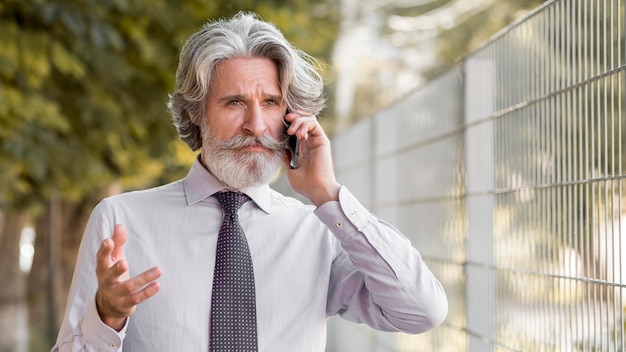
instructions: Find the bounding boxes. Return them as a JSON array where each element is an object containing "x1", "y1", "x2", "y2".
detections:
[{"x1": 210, "y1": 192, "x2": 258, "y2": 352}]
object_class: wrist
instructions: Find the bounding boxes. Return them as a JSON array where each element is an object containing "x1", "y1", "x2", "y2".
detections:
[
  {"x1": 96, "y1": 290, "x2": 126, "y2": 332},
  {"x1": 101, "y1": 316, "x2": 126, "y2": 332},
  {"x1": 309, "y1": 183, "x2": 341, "y2": 207}
]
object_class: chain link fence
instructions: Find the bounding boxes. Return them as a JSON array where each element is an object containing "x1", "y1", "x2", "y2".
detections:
[{"x1": 277, "y1": 0, "x2": 626, "y2": 350}]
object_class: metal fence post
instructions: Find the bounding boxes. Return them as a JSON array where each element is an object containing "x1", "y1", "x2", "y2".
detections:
[{"x1": 464, "y1": 57, "x2": 496, "y2": 352}]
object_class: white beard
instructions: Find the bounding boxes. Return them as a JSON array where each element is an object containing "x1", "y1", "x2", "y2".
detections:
[{"x1": 201, "y1": 129, "x2": 287, "y2": 190}]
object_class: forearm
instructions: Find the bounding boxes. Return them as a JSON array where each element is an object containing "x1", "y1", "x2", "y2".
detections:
[
  {"x1": 316, "y1": 187, "x2": 448, "y2": 333},
  {"x1": 334, "y1": 230, "x2": 448, "y2": 332}
]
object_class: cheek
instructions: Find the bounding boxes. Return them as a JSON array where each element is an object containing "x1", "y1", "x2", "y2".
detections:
[
  {"x1": 267, "y1": 114, "x2": 287, "y2": 137},
  {"x1": 204, "y1": 113, "x2": 240, "y2": 140},
  {"x1": 270, "y1": 121, "x2": 286, "y2": 137}
]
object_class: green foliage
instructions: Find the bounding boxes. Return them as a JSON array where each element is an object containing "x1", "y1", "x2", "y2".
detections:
[
  {"x1": 0, "y1": 0, "x2": 339, "y2": 210},
  {"x1": 425, "y1": 0, "x2": 546, "y2": 79},
  {"x1": 378, "y1": 0, "x2": 546, "y2": 80}
]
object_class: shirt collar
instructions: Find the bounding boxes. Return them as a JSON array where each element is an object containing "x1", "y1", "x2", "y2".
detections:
[{"x1": 182, "y1": 156, "x2": 273, "y2": 214}]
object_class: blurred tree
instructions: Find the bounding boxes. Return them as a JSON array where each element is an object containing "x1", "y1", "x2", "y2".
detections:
[
  {"x1": 418, "y1": 0, "x2": 547, "y2": 79},
  {"x1": 332, "y1": 0, "x2": 547, "y2": 127},
  {"x1": 375, "y1": 0, "x2": 547, "y2": 78},
  {"x1": 0, "y1": 0, "x2": 338, "y2": 346}
]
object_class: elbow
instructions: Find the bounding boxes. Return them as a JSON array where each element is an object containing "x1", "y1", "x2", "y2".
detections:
[
  {"x1": 423, "y1": 287, "x2": 448, "y2": 331},
  {"x1": 422, "y1": 295, "x2": 448, "y2": 331},
  {"x1": 419, "y1": 277, "x2": 449, "y2": 331},
  {"x1": 404, "y1": 307, "x2": 448, "y2": 334},
  {"x1": 401, "y1": 290, "x2": 449, "y2": 334}
]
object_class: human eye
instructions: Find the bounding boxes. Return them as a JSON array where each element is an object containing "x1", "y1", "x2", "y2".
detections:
[{"x1": 264, "y1": 99, "x2": 277, "y2": 106}]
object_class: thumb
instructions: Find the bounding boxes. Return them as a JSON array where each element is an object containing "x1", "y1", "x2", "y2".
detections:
[{"x1": 111, "y1": 224, "x2": 127, "y2": 261}]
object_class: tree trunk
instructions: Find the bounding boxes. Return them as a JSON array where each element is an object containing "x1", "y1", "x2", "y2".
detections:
[
  {"x1": 28, "y1": 193, "x2": 103, "y2": 345},
  {"x1": 0, "y1": 207, "x2": 29, "y2": 352},
  {"x1": 0, "y1": 208, "x2": 27, "y2": 303}
]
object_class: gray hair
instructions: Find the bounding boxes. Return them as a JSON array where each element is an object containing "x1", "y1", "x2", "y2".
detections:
[{"x1": 167, "y1": 12, "x2": 327, "y2": 151}]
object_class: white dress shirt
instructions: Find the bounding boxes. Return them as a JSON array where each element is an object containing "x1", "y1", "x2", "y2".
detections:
[{"x1": 52, "y1": 158, "x2": 447, "y2": 352}]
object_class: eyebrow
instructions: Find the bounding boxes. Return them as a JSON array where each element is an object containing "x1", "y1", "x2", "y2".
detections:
[
  {"x1": 216, "y1": 94, "x2": 283, "y2": 103},
  {"x1": 216, "y1": 94, "x2": 244, "y2": 103}
]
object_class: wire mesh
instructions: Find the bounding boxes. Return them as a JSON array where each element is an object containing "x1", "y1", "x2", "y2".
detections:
[{"x1": 328, "y1": 0, "x2": 626, "y2": 350}]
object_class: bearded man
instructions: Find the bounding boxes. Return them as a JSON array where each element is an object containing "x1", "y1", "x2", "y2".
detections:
[{"x1": 52, "y1": 12, "x2": 447, "y2": 352}]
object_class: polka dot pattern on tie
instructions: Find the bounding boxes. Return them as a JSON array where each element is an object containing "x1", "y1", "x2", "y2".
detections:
[{"x1": 210, "y1": 192, "x2": 258, "y2": 352}]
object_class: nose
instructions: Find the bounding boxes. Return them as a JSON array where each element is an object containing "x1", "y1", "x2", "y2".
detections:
[{"x1": 242, "y1": 105, "x2": 267, "y2": 136}]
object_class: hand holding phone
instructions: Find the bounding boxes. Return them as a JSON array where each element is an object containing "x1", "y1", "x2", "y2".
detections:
[{"x1": 281, "y1": 112, "x2": 341, "y2": 206}]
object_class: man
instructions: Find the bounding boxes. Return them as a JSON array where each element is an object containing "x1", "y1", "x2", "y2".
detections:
[{"x1": 52, "y1": 12, "x2": 447, "y2": 352}]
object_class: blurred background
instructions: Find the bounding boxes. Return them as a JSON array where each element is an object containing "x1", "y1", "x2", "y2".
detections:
[{"x1": 1, "y1": 0, "x2": 547, "y2": 351}]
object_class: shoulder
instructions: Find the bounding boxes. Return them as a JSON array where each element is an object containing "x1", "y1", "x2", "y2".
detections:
[{"x1": 100, "y1": 179, "x2": 185, "y2": 208}]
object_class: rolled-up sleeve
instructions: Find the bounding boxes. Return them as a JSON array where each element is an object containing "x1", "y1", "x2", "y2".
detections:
[{"x1": 315, "y1": 186, "x2": 448, "y2": 334}]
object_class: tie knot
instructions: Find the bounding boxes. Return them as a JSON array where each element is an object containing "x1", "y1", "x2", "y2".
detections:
[{"x1": 215, "y1": 191, "x2": 250, "y2": 214}]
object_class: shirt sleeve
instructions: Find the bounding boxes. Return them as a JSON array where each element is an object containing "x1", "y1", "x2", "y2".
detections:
[
  {"x1": 51, "y1": 200, "x2": 128, "y2": 352},
  {"x1": 314, "y1": 186, "x2": 448, "y2": 334}
]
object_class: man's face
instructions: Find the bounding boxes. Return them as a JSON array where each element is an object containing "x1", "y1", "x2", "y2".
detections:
[{"x1": 198, "y1": 57, "x2": 287, "y2": 189}]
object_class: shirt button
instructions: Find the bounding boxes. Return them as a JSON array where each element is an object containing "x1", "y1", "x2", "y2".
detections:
[
  {"x1": 336, "y1": 221, "x2": 343, "y2": 227},
  {"x1": 108, "y1": 342, "x2": 116, "y2": 349}
]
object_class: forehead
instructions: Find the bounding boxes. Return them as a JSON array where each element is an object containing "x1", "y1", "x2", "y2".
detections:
[{"x1": 211, "y1": 57, "x2": 280, "y2": 91}]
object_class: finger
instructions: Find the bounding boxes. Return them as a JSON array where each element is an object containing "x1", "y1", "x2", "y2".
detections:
[
  {"x1": 289, "y1": 116, "x2": 316, "y2": 139},
  {"x1": 97, "y1": 258, "x2": 129, "y2": 288},
  {"x1": 117, "y1": 267, "x2": 161, "y2": 303},
  {"x1": 111, "y1": 224, "x2": 127, "y2": 261},
  {"x1": 111, "y1": 258, "x2": 130, "y2": 277},
  {"x1": 109, "y1": 282, "x2": 160, "y2": 316},
  {"x1": 127, "y1": 281, "x2": 161, "y2": 306},
  {"x1": 96, "y1": 238, "x2": 115, "y2": 271},
  {"x1": 284, "y1": 110, "x2": 298, "y2": 123},
  {"x1": 120, "y1": 267, "x2": 162, "y2": 295}
]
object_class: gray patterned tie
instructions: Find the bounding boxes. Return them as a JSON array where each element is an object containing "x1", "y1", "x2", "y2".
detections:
[{"x1": 210, "y1": 192, "x2": 258, "y2": 352}]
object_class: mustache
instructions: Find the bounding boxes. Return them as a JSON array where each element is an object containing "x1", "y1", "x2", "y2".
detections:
[{"x1": 217, "y1": 134, "x2": 288, "y2": 152}]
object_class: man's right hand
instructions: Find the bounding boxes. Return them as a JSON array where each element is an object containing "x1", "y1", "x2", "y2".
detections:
[{"x1": 95, "y1": 224, "x2": 162, "y2": 331}]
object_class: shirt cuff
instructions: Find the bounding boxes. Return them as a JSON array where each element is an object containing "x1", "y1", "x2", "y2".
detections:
[
  {"x1": 315, "y1": 186, "x2": 417, "y2": 288},
  {"x1": 81, "y1": 297, "x2": 127, "y2": 351},
  {"x1": 314, "y1": 186, "x2": 371, "y2": 240}
]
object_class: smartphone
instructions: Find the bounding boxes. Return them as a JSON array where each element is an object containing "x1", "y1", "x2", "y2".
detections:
[{"x1": 283, "y1": 116, "x2": 300, "y2": 169}]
